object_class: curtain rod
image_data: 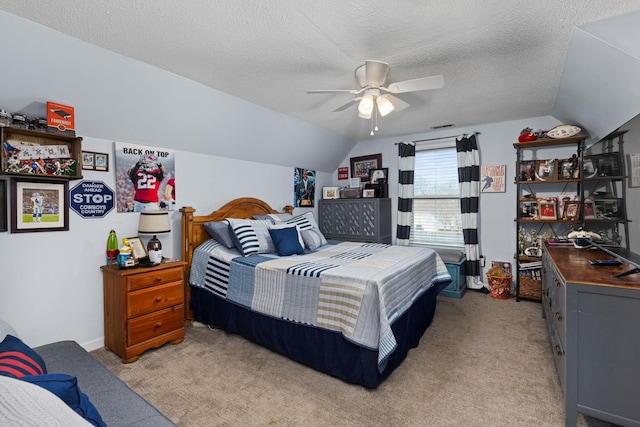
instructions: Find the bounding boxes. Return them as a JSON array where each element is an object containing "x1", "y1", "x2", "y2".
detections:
[{"x1": 395, "y1": 132, "x2": 481, "y2": 144}]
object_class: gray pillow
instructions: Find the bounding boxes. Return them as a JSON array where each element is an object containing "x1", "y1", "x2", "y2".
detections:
[
  {"x1": 0, "y1": 318, "x2": 18, "y2": 342},
  {"x1": 301, "y1": 227, "x2": 328, "y2": 251},
  {"x1": 203, "y1": 221, "x2": 236, "y2": 249}
]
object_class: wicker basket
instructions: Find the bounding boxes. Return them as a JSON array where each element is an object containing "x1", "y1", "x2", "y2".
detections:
[
  {"x1": 486, "y1": 274, "x2": 513, "y2": 300},
  {"x1": 518, "y1": 274, "x2": 542, "y2": 300}
]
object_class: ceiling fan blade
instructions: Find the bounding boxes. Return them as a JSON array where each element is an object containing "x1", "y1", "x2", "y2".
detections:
[
  {"x1": 307, "y1": 89, "x2": 361, "y2": 94},
  {"x1": 332, "y1": 98, "x2": 361, "y2": 112},
  {"x1": 385, "y1": 75, "x2": 444, "y2": 94},
  {"x1": 382, "y1": 94, "x2": 410, "y2": 113},
  {"x1": 365, "y1": 60, "x2": 390, "y2": 87}
]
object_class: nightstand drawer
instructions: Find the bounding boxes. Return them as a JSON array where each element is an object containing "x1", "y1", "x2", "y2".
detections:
[
  {"x1": 127, "y1": 305, "x2": 183, "y2": 346},
  {"x1": 127, "y1": 281, "x2": 183, "y2": 318},
  {"x1": 126, "y1": 267, "x2": 183, "y2": 291}
]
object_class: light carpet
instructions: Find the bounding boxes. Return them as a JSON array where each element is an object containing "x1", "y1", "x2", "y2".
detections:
[{"x1": 91, "y1": 291, "x2": 614, "y2": 427}]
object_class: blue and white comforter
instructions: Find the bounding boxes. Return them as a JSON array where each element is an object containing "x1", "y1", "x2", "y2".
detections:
[{"x1": 189, "y1": 240, "x2": 451, "y2": 370}]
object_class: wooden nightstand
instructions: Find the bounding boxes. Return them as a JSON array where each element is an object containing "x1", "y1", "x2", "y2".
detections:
[{"x1": 100, "y1": 261, "x2": 186, "y2": 363}]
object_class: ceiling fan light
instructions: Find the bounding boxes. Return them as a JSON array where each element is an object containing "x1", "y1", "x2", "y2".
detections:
[
  {"x1": 376, "y1": 95, "x2": 395, "y2": 116},
  {"x1": 358, "y1": 110, "x2": 372, "y2": 119},
  {"x1": 358, "y1": 94, "x2": 374, "y2": 115}
]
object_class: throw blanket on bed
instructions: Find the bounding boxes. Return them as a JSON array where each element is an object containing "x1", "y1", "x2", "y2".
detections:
[{"x1": 190, "y1": 240, "x2": 451, "y2": 370}]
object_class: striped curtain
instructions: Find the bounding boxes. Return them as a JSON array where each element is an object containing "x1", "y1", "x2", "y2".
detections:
[
  {"x1": 456, "y1": 134, "x2": 486, "y2": 290},
  {"x1": 396, "y1": 141, "x2": 415, "y2": 246}
]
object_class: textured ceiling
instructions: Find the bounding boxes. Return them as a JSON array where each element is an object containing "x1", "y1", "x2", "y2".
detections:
[{"x1": 1, "y1": 1, "x2": 640, "y2": 142}]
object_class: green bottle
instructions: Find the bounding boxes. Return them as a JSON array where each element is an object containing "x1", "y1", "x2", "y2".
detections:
[{"x1": 106, "y1": 229, "x2": 119, "y2": 265}]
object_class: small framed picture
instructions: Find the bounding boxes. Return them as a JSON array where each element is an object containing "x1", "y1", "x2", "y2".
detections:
[
  {"x1": 349, "y1": 177, "x2": 361, "y2": 189},
  {"x1": 535, "y1": 159, "x2": 557, "y2": 181},
  {"x1": 520, "y1": 200, "x2": 538, "y2": 219},
  {"x1": 369, "y1": 168, "x2": 388, "y2": 184},
  {"x1": 94, "y1": 152, "x2": 109, "y2": 171},
  {"x1": 558, "y1": 156, "x2": 580, "y2": 179},
  {"x1": 583, "y1": 156, "x2": 597, "y2": 179},
  {"x1": 537, "y1": 198, "x2": 557, "y2": 220},
  {"x1": 595, "y1": 152, "x2": 621, "y2": 177},
  {"x1": 126, "y1": 236, "x2": 148, "y2": 260},
  {"x1": 362, "y1": 189, "x2": 376, "y2": 198},
  {"x1": 583, "y1": 197, "x2": 596, "y2": 219},
  {"x1": 82, "y1": 151, "x2": 95, "y2": 170},
  {"x1": 519, "y1": 160, "x2": 536, "y2": 181},
  {"x1": 322, "y1": 186, "x2": 340, "y2": 199},
  {"x1": 565, "y1": 202, "x2": 580, "y2": 220}
]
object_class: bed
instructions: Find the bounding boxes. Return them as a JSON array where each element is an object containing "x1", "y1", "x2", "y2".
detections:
[{"x1": 180, "y1": 197, "x2": 451, "y2": 388}]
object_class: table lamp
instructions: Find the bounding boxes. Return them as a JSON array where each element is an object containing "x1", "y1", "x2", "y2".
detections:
[{"x1": 138, "y1": 211, "x2": 170, "y2": 264}]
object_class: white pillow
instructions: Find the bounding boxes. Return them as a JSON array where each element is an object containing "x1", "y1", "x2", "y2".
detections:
[{"x1": 283, "y1": 211, "x2": 318, "y2": 231}]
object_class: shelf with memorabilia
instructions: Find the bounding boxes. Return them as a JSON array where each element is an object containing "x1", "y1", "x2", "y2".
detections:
[{"x1": 0, "y1": 127, "x2": 83, "y2": 180}]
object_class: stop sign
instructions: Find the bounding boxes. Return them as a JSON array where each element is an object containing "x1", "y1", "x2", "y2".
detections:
[{"x1": 69, "y1": 181, "x2": 115, "y2": 218}]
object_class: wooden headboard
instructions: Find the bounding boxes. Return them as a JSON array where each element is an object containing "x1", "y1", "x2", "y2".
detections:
[{"x1": 180, "y1": 197, "x2": 293, "y2": 321}]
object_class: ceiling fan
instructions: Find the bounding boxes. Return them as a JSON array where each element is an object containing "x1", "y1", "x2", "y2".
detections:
[{"x1": 307, "y1": 60, "x2": 444, "y2": 134}]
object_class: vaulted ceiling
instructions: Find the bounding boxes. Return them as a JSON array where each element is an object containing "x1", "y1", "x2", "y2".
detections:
[{"x1": 1, "y1": 1, "x2": 639, "y2": 141}]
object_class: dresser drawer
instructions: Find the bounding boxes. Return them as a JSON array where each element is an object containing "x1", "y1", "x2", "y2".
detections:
[
  {"x1": 127, "y1": 305, "x2": 183, "y2": 346},
  {"x1": 127, "y1": 281, "x2": 183, "y2": 318},
  {"x1": 126, "y1": 267, "x2": 183, "y2": 291}
]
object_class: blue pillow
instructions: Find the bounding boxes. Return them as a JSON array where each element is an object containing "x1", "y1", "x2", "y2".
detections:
[
  {"x1": 269, "y1": 226, "x2": 305, "y2": 256},
  {"x1": 203, "y1": 221, "x2": 236, "y2": 249},
  {"x1": 0, "y1": 335, "x2": 47, "y2": 378},
  {"x1": 21, "y1": 373, "x2": 106, "y2": 427}
]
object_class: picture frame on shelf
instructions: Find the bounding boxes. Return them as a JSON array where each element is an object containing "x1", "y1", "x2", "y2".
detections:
[
  {"x1": 369, "y1": 168, "x2": 388, "y2": 184},
  {"x1": 565, "y1": 201, "x2": 580, "y2": 220},
  {"x1": 594, "y1": 152, "x2": 621, "y2": 177},
  {"x1": 362, "y1": 189, "x2": 376, "y2": 198},
  {"x1": 519, "y1": 160, "x2": 536, "y2": 182},
  {"x1": 349, "y1": 177, "x2": 361, "y2": 189},
  {"x1": 322, "y1": 186, "x2": 340, "y2": 199},
  {"x1": 82, "y1": 151, "x2": 110, "y2": 172},
  {"x1": 350, "y1": 153, "x2": 382, "y2": 182},
  {"x1": 10, "y1": 178, "x2": 69, "y2": 233},
  {"x1": 594, "y1": 199, "x2": 622, "y2": 219},
  {"x1": 558, "y1": 156, "x2": 580, "y2": 179},
  {"x1": 583, "y1": 197, "x2": 596, "y2": 219},
  {"x1": 520, "y1": 200, "x2": 538, "y2": 219},
  {"x1": 582, "y1": 156, "x2": 597, "y2": 179},
  {"x1": 535, "y1": 159, "x2": 557, "y2": 181},
  {"x1": 0, "y1": 180, "x2": 6, "y2": 232},
  {"x1": 537, "y1": 198, "x2": 557, "y2": 220},
  {"x1": 126, "y1": 236, "x2": 147, "y2": 260}
]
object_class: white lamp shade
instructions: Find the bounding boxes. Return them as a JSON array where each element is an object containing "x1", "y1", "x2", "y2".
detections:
[
  {"x1": 376, "y1": 95, "x2": 395, "y2": 116},
  {"x1": 138, "y1": 211, "x2": 171, "y2": 235},
  {"x1": 358, "y1": 94, "x2": 374, "y2": 115}
]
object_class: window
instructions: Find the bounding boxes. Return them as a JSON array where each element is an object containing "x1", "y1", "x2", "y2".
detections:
[{"x1": 411, "y1": 140, "x2": 464, "y2": 248}]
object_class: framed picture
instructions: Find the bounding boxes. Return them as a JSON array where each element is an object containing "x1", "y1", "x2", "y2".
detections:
[
  {"x1": 350, "y1": 153, "x2": 382, "y2": 182},
  {"x1": 322, "y1": 186, "x2": 340, "y2": 199},
  {"x1": 594, "y1": 152, "x2": 621, "y2": 177},
  {"x1": 593, "y1": 199, "x2": 622, "y2": 219},
  {"x1": 82, "y1": 151, "x2": 109, "y2": 171},
  {"x1": 583, "y1": 197, "x2": 596, "y2": 219},
  {"x1": 10, "y1": 178, "x2": 69, "y2": 233},
  {"x1": 583, "y1": 156, "x2": 597, "y2": 179},
  {"x1": 0, "y1": 180, "x2": 6, "y2": 232},
  {"x1": 519, "y1": 160, "x2": 536, "y2": 182},
  {"x1": 537, "y1": 198, "x2": 557, "y2": 220},
  {"x1": 349, "y1": 177, "x2": 361, "y2": 189},
  {"x1": 82, "y1": 151, "x2": 94, "y2": 170},
  {"x1": 481, "y1": 164, "x2": 506, "y2": 193},
  {"x1": 535, "y1": 159, "x2": 557, "y2": 181},
  {"x1": 362, "y1": 189, "x2": 375, "y2": 198},
  {"x1": 520, "y1": 200, "x2": 537, "y2": 219},
  {"x1": 369, "y1": 168, "x2": 388, "y2": 184},
  {"x1": 558, "y1": 156, "x2": 580, "y2": 179},
  {"x1": 565, "y1": 201, "x2": 580, "y2": 220},
  {"x1": 126, "y1": 236, "x2": 148, "y2": 260}
]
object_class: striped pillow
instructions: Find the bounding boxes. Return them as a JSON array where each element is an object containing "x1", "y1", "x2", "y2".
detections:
[
  {"x1": 0, "y1": 335, "x2": 47, "y2": 378},
  {"x1": 226, "y1": 218, "x2": 275, "y2": 256},
  {"x1": 284, "y1": 212, "x2": 318, "y2": 231},
  {"x1": 301, "y1": 227, "x2": 328, "y2": 251},
  {"x1": 253, "y1": 213, "x2": 294, "y2": 223}
]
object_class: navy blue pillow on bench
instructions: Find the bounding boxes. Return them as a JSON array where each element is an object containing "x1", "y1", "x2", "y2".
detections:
[{"x1": 0, "y1": 335, "x2": 47, "y2": 378}]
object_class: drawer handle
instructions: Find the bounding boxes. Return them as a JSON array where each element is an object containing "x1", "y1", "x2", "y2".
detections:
[
  {"x1": 155, "y1": 297, "x2": 163, "y2": 303},
  {"x1": 555, "y1": 311, "x2": 563, "y2": 321},
  {"x1": 555, "y1": 345, "x2": 563, "y2": 356},
  {"x1": 154, "y1": 276, "x2": 162, "y2": 282},
  {"x1": 154, "y1": 322, "x2": 162, "y2": 329}
]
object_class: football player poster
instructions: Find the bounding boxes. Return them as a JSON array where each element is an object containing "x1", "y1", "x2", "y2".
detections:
[
  {"x1": 294, "y1": 167, "x2": 315, "y2": 207},
  {"x1": 114, "y1": 142, "x2": 176, "y2": 213}
]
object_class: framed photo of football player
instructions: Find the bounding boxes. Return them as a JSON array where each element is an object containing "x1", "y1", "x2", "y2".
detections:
[
  {"x1": 114, "y1": 142, "x2": 176, "y2": 213},
  {"x1": 10, "y1": 178, "x2": 69, "y2": 233}
]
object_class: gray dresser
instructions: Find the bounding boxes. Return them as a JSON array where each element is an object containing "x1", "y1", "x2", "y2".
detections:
[
  {"x1": 318, "y1": 198, "x2": 392, "y2": 244},
  {"x1": 542, "y1": 243, "x2": 640, "y2": 427}
]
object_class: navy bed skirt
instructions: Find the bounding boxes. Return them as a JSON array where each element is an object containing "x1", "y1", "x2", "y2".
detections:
[{"x1": 190, "y1": 280, "x2": 448, "y2": 388}]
